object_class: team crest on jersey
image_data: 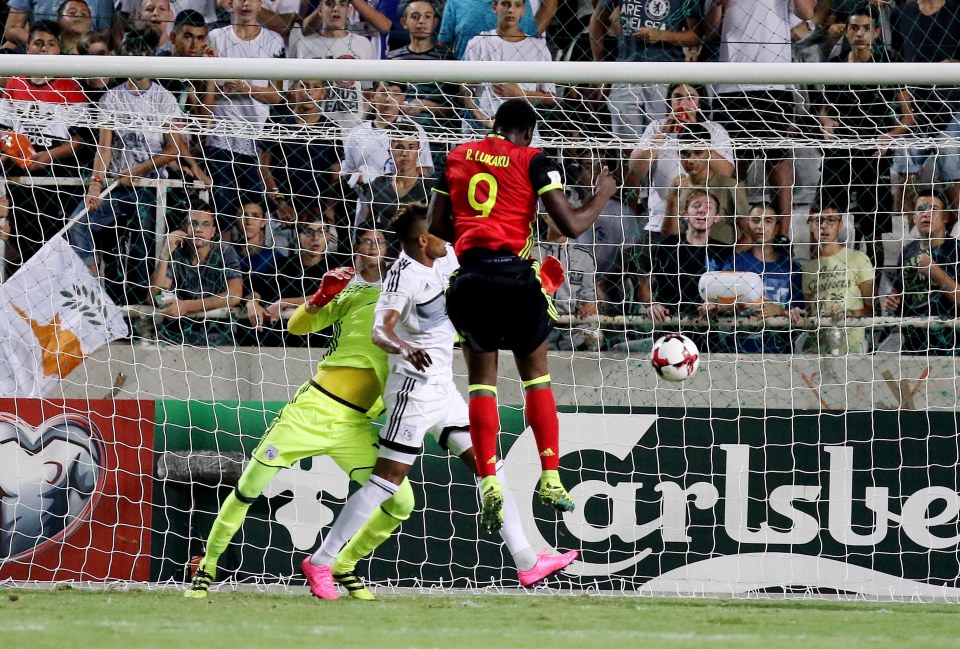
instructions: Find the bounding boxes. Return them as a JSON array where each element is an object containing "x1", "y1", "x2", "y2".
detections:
[
  {"x1": 265, "y1": 445, "x2": 280, "y2": 461},
  {"x1": 645, "y1": 0, "x2": 670, "y2": 20}
]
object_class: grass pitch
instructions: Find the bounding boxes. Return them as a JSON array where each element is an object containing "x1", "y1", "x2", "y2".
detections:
[{"x1": 1, "y1": 588, "x2": 958, "y2": 649}]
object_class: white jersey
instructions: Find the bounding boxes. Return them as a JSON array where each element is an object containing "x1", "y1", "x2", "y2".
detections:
[
  {"x1": 463, "y1": 31, "x2": 554, "y2": 122},
  {"x1": 376, "y1": 248, "x2": 458, "y2": 383},
  {"x1": 207, "y1": 25, "x2": 286, "y2": 156},
  {"x1": 290, "y1": 33, "x2": 373, "y2": 130},
  {"x1": 98, "y1": 81, "x2": 184, "y2": 179},
  {"x1": 342, "y1": 118, "x2": 433, "y2": 181},
  {"x1": 716, "y1": 0, "x2": 792, "y2": 93}
]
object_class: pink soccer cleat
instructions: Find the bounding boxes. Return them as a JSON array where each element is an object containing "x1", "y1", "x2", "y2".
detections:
[
  {"x1": 301, "y1": 557, "x2": 340, "y2": 600},
  {"x1": 517, "y1": 550, "x2": 579, "y2": 587}
]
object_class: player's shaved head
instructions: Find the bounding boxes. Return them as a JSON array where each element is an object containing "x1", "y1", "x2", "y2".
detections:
[
  {"x1": 391, "y1": 201, "x2": 430, "y2": 245},
  {"x1": 493, "y1": 99, "x2": 538, "y2": 137}
]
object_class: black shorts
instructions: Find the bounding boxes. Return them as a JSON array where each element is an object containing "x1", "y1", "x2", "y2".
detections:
[
  {"x1": 712, "y1": 89, "x2": 799, "y2": 161},
  {"x1": 445, "y1": 250, "x2": 554, "y2": 355}
]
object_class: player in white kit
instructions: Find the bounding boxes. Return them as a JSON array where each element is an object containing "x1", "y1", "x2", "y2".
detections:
[{"x1": 302, "y1": 203, "x2": 577, "y2": 597}]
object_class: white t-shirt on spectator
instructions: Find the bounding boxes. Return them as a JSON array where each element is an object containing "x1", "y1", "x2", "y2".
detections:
[
  {"x1": 98, "y1": 81, "x2": 184, "y2": 179},
  {"x1": 639, "y1": 118, "x2": 735, "y2": 232},
  {"x1": 291, "y1": 32, "x2": 374, "y2": 130},
  {"x1": 207, "y1": 25, "x2": 286, "y2": 157},
  {"x1": 715, "y1": 0, "x2": 792, "y2": 93},
  {"x1": 463, "y1": 31, "x2": 554, "y2": 123},
  {"x1": 342, "y1": 117, "x2": 434, "y2": 182}
]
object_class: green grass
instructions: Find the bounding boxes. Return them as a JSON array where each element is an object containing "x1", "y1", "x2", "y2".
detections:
[{"x1": 1, "y1": 588, "x2": 958, "y2": 649}]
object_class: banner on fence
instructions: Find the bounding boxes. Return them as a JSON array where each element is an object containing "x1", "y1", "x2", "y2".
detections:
[{"x1": 0, "y1": 399, "x2": 154, "y2": 581}]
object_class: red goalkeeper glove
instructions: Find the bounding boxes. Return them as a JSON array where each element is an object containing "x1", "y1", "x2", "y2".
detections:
[
  {"x1": 538, "y1": 255, "x2": 565, "y2": 295},
  {"x1": 307, "y1": 267, "x2": 355, "y2": 308}
]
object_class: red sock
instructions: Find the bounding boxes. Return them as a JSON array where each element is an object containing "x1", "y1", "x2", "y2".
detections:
[
  {"x1": 525, "y1": 388, "x2": 560, "y2": 471},
  {"x1": 469, "y1": 395, "x2": 500, "y2": 478}
]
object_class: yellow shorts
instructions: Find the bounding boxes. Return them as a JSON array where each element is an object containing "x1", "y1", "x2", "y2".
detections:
[{"x1": 251, "y1": 381, "x2": 379, "y2": 483}]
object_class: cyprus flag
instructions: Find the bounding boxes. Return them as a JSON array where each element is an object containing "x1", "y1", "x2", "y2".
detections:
[{"x1": 0, "y1": 235, "x2": 129, "y2": 397}]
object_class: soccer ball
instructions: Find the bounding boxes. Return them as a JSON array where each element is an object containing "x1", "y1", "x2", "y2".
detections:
[{"x1": 651, "y1": 334, "x2": 700, "y2": 382}]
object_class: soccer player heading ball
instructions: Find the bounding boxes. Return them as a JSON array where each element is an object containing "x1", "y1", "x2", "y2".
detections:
[{"x1": 428, "y1": 98, "x2": 617, "y2": 532}]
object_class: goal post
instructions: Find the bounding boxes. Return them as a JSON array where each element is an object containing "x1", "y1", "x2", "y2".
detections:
[{"x1": 1, "y1": 55, "x2": 959, "y2": 600}]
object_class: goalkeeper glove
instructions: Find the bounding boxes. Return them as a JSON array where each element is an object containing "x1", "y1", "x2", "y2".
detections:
[
  {"x1": 308, "y1": 267, "x2": 355, "y2": 308},
  {"x1": 538, "y1": 255, "x2": 565, "y2": 295}
]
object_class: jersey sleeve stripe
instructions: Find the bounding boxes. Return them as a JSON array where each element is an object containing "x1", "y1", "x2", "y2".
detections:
[{"x1": 536, "y1": 182, "x2": 563, "y2": 196}]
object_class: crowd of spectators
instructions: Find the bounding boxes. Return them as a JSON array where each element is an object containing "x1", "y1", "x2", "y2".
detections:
[{"x1": 0, "y1": 0, "x2": 959, "y2": 355}]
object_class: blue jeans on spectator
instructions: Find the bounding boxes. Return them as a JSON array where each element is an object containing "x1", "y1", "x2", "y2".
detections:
[
  {"x1": 205, "y1": 146, "x2": 264, "y2": 230},
  {"x1": 67, "y1": 186, "x2": 156, "y2": 302},
  {"x1": 892, "y1": 115, "x2": 960, "y2": 181}
]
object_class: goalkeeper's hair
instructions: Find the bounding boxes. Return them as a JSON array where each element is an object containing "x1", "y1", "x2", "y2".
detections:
[
  {"x1": 390, "y1": 202, "x2": 429, "y2": 245},
  {"x1": 493, "y1": 99, "x2": 538, "y2": 135}
]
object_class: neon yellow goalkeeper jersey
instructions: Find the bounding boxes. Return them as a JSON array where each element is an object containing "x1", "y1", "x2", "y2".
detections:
[{"x1": 287, "y1": 282, "x2": 389, "y2": 390}]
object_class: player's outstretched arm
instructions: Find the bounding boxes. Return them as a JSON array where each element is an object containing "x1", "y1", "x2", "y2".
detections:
[
  {"x1": 541, "y1": 166, "x2": 618, "y2": 239},
  {"x1": 288, "y1": 267, "x2": 356, "y2": 335},
  {"x1": 372, "y1": 309, "x2": 433, "y2": 370}
]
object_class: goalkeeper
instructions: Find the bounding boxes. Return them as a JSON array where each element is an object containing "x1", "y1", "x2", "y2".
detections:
[{"x1": 185, "y1": 266, "x2": 414, "y2": 600}]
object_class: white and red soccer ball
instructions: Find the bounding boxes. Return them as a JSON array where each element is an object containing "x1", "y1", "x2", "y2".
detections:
[{"x1": 650, "y1": 334, "x2": 700, "y2": 382}]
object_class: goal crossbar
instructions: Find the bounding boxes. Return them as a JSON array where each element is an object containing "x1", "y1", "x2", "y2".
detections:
[{"x1": 3, "y1": 55, "x2": 960, "y2": 85}]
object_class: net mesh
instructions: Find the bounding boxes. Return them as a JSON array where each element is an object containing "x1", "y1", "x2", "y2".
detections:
[{"x1": 1, "y1": 0, "x2": 960, "y2": 599}]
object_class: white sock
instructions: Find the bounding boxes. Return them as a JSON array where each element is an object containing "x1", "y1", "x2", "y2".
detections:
[
  {"x1": 495, "y1": 461, "x2": 537, "y2": 571},
  {"x1": 311, "y1": 474, "x2": 398, "y2": 566}
]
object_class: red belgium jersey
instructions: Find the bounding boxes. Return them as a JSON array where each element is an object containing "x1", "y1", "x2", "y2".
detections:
[{"x1": 435, "y1": 134, "x2": 563, "y2": 259}]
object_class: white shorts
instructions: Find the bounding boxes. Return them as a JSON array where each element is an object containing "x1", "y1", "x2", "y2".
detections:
[{"x1": 379, "y1": 374, "x2": 471, "y2": 465}]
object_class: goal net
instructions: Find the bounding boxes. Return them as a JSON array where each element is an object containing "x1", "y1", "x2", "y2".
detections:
[{"x1": 1, "y1": 17, "x2": 960, "y2": 599}]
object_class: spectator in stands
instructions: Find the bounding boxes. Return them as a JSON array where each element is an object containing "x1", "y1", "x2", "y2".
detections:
[
  {"x1": 258, "y1": 215, "x2": 342, "y2": 329},
  {"x1": 890, "y1": 0, "x2": 960, "y2": 213},
  {"x1": 0, "y1": 21, "x2": 90, "y2": 271},
  {"x1": 706, "y1": 0, "x2": 817, "y2": 223},
  {"x1": 151, "y1": 206, "x2": 243, "y2": 346},
  {"x1": 438, "y1": 0, "x2": 555, "y2": 60},
  {"x1": 803, "y1": 203, "x2": 875, "y2": 355},
  {"x1": 4, "y1": 0, "x2": 112, "y2": 48},
  {"x1": 662, "y1": 121, "x2": 747, "y2": 244},
  {"x1": 67, "y1": 27, "x2": 188, "y2": 303},
  {"x1": 718, "y1": 206, "x2": 804, "y2": 353},
  {"x1": 113, "y1": 0, "x2": 216, "y2": 48},
  {"x1": 882, "y1": 190, "x2": 960, "y2": 354},
  {"x1": 292, "y1": 0, "x2": 375, "y2": 131},
  {"x1": 817, "y1": 6, "x2": 913, "y2": 269},
  {"x1": 231, "y1": 195, "x2": 279, "y2": 276},
  {"x1": 136, "y1": 0, "x2": 174, "y2": 52},
  {"x1": 341, "y1": 80, "x2": 433, "y2": 224},
  {"x1": 628, "y1": 84, "x2": 734, "y2": 242},
  {"x1": 58, "y1": 0, "x2": 93, "y2": 54},
  {"x1": 532, "y1": 212, "x2": 600, "y2": 351},
  {"x1": 646, "y1": 188, "x2": 727, "y2": 350},
  {"x1": 461, "y1": 0, "x2": 556, "y2": 135},
  {"x1": 259, "y1": 78, "x2": 341, "y2": 235},
  {"x1": 569, "y1": 149, "x2": 640, "y2": 314},
  {"x1": 75, "y1": 32, "x2": 111, "y2": 102},
  {"x1": 388, "y1": 1, "x2": 457, "y2": 133},
  {"x1": 206, "y1": 0, "x2": 285, "y2": 222},
  {"x1": 359, "y1": 121, "x2": 432, "y2": 232},
  {"x1": 158, "y1": 10, "x2": 216, "y2": 119},
  {"x1": 588, "y1": 0, "x2": 702, "y2": 139},
  {"x1": 302, "y1": 0, "x2": 394, "y2": 57}
]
